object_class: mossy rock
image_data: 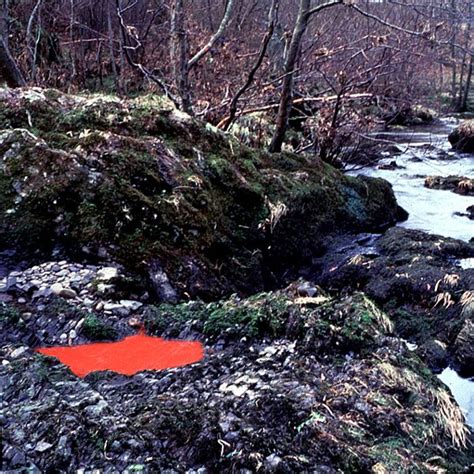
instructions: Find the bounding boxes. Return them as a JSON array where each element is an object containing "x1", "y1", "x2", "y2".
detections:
[
  {"x1": 0, "y1": 87, "x2": 403, "y2": 301},
  {"x1": 144, "y1": 285, "x2": 394, "y2": 358},
  {"x1": 449, "y1": 119, "x2": 474, "y2": 152}
]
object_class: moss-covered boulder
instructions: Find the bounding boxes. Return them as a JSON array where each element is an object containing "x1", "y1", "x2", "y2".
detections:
[
  {"x1": 449, "y1": 119, "x2": 474, "y2": 152},
  {"x1": 0, "y1": 87, "x2": 403, "y2": 301},
  {"x1": 2, "y1": 285, "x2": 472, "y2": 472},
  {"x1": 316, "y1": 227, "x2": 474, "y2": 374}
]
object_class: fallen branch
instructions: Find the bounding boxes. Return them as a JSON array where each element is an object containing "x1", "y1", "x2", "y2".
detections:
[{"x1": 217, "y1": 93, "x2": 373, "y2": 129}]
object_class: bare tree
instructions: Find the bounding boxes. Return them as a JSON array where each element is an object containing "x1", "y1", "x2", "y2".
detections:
[
  {"x1": 269, "y1": 0, "x2": 343, "y2": 153},
  {"x1": 171, "y1": 0, "x2": 192, "y2": 113},
  {"x1": 0, "y1": 0, "x2": 26, "y2": 87}
]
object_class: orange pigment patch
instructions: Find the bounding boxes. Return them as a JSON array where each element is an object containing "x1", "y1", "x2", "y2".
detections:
[{"x1": 36, "y1": 334, "x2": 204, "y2": 377}]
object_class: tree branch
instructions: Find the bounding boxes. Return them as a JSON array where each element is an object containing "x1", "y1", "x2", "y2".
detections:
[{"x1": 188, "y1": 0, "x2": 235, "y2": 69}]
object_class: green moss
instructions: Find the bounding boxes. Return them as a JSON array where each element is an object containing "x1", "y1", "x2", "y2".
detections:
[
  {"x1": 0, "y1": 88, "x2": 402, "y2": 299},
  {"x1": 82, "y1": 315, "x2": 117, "y2": 341},
  {"x1": 144, "y1": 292, "x2": 293, "y2": 339},
  {"x1": 0, "y1": 303, "x2": 21, "y2": 324}
]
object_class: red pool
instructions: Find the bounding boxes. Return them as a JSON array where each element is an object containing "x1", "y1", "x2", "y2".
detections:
[{"x1": 37, "y1": 334, "x2": 204, "y2": 377}]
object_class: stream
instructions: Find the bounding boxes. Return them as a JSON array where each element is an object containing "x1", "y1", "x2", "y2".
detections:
[{"x1": 353, "y1": 117, "x2": 474, "y2": 428}]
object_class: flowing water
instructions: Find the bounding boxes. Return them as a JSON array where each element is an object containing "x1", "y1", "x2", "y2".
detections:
[
  {"x1": 357, "y1": 118, "x2": 473, "y2": 242},
  {"x1": 351, "y1": 117, "x2": 474, "y2": 428}
]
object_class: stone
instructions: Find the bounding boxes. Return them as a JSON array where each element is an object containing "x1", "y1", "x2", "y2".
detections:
[
  {"x1": 10, "y1": 347, "x2": 28, "y2": 359},
  {"x1": 453, "y1": 320, "x2": 474, "y2": 376},
  {"x1": 59, "y1": 288, "x2": 77, "y2": 299},
  {"x1": 35, "y1": 441, "x2": 53, "y2": 453},
  {"x1": 21, "y1": 312, "x2": 32, "y2": 321},
  {"x1": 418, "y1": 340, "x2": 448, "y2": 373},
  {"x1": 148, "y1": 261, "x2": 178, "y2": 303},
  {"x1": 424, "y1": 175, "x2": 474, "y2": 196},
  {"x1": 119, "y1": 300, "x2": 143, "y2": 312},
  {"x1": 449, "y1": 119, "x2": 474, "y2": 152},
  {"x1": 97, "y1": 267, "x2": 119, "y2": 281},
  {"x1": 51, "y1": 283, "x2": 64, "y2": 295},
  {"x1": 265, "y1": 454, "x2": 283, "y2": 472},
  {"x1": 297, "y1": 282, "x2": 318, "y2": 298}
]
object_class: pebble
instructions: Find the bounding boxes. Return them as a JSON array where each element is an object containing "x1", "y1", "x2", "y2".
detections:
[
  {"x1": 97, "y1": 267, "x2": 119, "y2": 281},
  {"x1": 35, "y1": 441, "x2": 53, "y2": 453},
  {"x1": 10, "y1": 346, "x2": 28, "y2": 358},
  {"x1": 59, "y1": 288, "x2": 77, "y2": 299}
]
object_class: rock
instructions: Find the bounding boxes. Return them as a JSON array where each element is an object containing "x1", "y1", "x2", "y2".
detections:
[
  {"x1": 453, "y1": 319, "x2": 474, "y2": 376},
  {"x1": 51, "y1": 283, "x2": 64, "y2": 295},
  {"x1": 119, "y1": 300, "x2": 143, "y2": 312},
  {"x1": 59, "y1": 288, "x2": 77, "y2": 299},
  {"x1": 148, "y1": 261, "x2": 178, "y2": 303},
  {"x1": 0, "y1": 88, "x2": 404, "y2": 302},
  {"x1": 384, "y1": 104, "x2": 437, "y2": 126},
  {"x1": 103, "y1": 303, "x2": 124, "y2": 312},
  {"x1": 424, "y1": 175, "x2": 474, "y2": 196},
  {"x1": 0, "y1": 275, "x2": 17, "y2": 292},
  {"x1": 297, "y1": 282, "x2": 318, "y2": 298},
  {"x1": 418, "y1": 339, "x2": 448, "y2": 373},
  {"x1": 10, "y1": 346, "x2": 28, "y2": 359},
  {"x1": 449, "y1": 119, "x2": 474, "y2": 152},
  {"x1": 377, "y1": 160, "x2": 405, "y2": 171},
  {"x1": 35, "y1": 441, "x2": 53, "y2": 453},
  {"x1": 32, "y1": 288, "x2": 53, "y2": 299},
  {"x1": 97, "y1": 267, "x2": 119, "y2": 281},
  {"x1": 264, "y1": 454, "x2": 284, "y2": 472}
]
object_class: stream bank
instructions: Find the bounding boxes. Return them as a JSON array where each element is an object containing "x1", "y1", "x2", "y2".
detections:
[
  {"x1": 326, "y1": 118, "x2": 474, "y2": 431},
  {"x1": 1, "y1": 89, "x2": 473, "y2": 472}
]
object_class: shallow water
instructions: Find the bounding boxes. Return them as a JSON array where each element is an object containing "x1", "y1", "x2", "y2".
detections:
[
  {"x1": 354, "y1": 119, "x2": 474, "y2": 241},
  {"x1": 438, "y1": 368, "x2": 474, "y2": 428},
  {"x1": 37, "y1": 333, "x2": 204, "y2": 377},
  {"x1": 352, "y1": 118, "x2": 474, "y2": 429}
]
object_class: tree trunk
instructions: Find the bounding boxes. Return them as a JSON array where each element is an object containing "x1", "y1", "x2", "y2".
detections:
[
  {"x1": 269, "y1": 0, "x2": 310, "y2": 153},
  {"x1": 460, "y1": 54, "x2": 473, "y2": 112},
  {"x1": 171, "y1": 0, "x2": 193, "y2": 114},
  {"x1": 107, "y1": 0, "x2": 120, "y2": 93},
  {"x1": 0, "y1": 0, "x2": 26, "y2": 87}
]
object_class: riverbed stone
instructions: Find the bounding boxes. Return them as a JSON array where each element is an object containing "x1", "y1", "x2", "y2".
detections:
[
  {"x1": 425, "y1": 175, "x2": 474, "y2": 196},
  {"x1": 449, "y1": 119, "x2": 474, "y2": 152},
  {"x1": 453, "y1": 319, "x2": 474, "y2": 376}
]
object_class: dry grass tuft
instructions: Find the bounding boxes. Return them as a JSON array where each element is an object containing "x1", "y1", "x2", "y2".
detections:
[
  {"x1": 433, "y1": 388, "x2": 468, "y2": 448},
  {"x1": 259, "y1": 198, "x2": 288, "y2": 234},
  {"x1": 432, "y1": 292, "x2": 454, "y2": 309},
  {"x1": 364, "y1": 297, "x2": 394, "y2": 333}
]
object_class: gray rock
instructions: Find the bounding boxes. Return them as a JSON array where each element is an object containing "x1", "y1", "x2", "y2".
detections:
[
  {"x1": 97, "y1": 267, "x2": 119, "y2": 281},
  {"x1": 265, "y1": 454, "x2": 283, "y2": 472},
  {"x1": 59, "y1": 288, "x2": 77, "y2": 299},
  {"x1": 418, "y1": 339, "x2": 448, "y2": 373},
  {"x1": 148, "y1": 260, "x2": 178, "y2": 303},
  {"x1": 35, "y1": 441, "x2": 53, "y2": 453},
  {"x1": 454, "y1": 320, "x2": 474, "y2": 375}
]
